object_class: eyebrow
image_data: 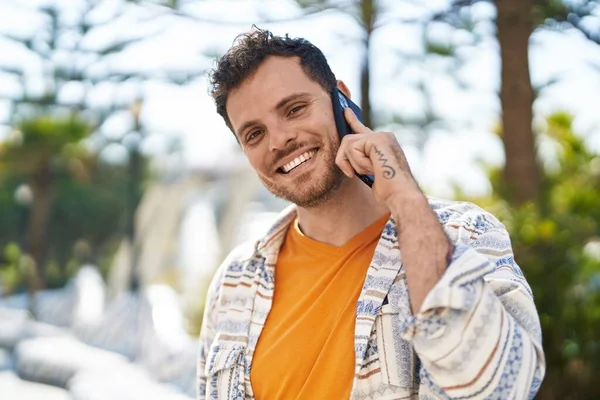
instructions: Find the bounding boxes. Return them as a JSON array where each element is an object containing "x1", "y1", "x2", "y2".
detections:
[
  {"x1": 235, "y1": 92, "x2": 313, "y2": 138},
  {"x1": 274, "y1": 92, "x2": 312, "y2": 112}
]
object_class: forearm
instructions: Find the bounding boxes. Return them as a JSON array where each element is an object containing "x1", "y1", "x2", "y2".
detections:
[{"x1": 389, "y1": 190, "x2": 452, "y2": 314}]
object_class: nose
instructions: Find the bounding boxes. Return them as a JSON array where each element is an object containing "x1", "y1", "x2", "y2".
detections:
[{"x1": 268, "y1": 123, "x2": 297, "y2": 152}]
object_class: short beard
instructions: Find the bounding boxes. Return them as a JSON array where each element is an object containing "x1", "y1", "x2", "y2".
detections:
[{"x1": 260, "y1": 136, "x2": 345, "y2": 209}]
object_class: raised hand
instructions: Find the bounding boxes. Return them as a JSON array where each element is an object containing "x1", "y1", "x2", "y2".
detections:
[{"x1": 335, "y1": 108, "x2": 422, "y2": 207}]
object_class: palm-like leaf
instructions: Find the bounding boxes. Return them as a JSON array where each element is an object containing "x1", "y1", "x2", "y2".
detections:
[{"x1": 1, "y1": 116, "x2": 91, "y2": 175}]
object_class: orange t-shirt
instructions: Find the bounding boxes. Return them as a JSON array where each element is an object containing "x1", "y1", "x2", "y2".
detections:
[{"x1": 250, "y1": 213, "x2": 390, "y2": 400}]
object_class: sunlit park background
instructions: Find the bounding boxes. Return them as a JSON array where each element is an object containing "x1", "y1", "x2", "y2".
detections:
[{"x1": 0, "y1": 0, "x2": 598, "y2": 398}]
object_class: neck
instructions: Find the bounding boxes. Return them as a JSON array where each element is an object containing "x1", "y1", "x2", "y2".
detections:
[{"x1": 295, "y1": 178, "x2": 390, "y2": 247}]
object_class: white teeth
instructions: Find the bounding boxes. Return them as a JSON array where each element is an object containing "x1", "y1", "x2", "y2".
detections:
[{"x1": 282, "y1": 150, "x2": 316, "y2": 173}]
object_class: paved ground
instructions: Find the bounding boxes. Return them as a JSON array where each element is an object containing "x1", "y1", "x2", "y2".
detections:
[{"x1": 0, "y1": 371, "x2": 70, "y2": 400}]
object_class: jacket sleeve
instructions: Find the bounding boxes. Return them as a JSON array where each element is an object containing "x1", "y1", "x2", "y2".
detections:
[
  {"x1": 197, "y1": 262, "x2": 226, "y2": 400},
  {"x1": 400, "y1": 214, "x2": 546, "y2": 399}
]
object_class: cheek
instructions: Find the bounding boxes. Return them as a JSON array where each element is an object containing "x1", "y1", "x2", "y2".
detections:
[
  {"x1": 246, "y1": 150, "x2": 272, "y2": 177},
  {"x1": 322, "y1": 125, "x2": 340, "y2": 152}
]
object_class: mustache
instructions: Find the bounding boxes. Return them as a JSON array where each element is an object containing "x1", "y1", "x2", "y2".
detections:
[{"x1": 271, "y1": 141, "x2": 320, "y2": 170}]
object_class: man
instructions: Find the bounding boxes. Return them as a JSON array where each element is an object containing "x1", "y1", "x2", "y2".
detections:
[{"x1": 198, "y1": 28, "x2": 545, "y2": 400}]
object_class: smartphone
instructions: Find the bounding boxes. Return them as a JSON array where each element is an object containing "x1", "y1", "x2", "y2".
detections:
[{"x1": 330, "y1": 88, "x2": 374, "y2": 187}]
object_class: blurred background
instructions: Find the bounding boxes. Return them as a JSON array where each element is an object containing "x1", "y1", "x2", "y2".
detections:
[{"x1": 0, "y1": 0, "x2": 598, "y2": 399}]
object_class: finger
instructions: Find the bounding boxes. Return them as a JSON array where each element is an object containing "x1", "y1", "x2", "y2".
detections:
[
  {"x1": 345, "y1": 146, "x2": 373, "y2": 175},
  {"x1": 344, "y1": 108, "x2": 371, "y2": 134},
  {"x1": 338, "y1": 137, "x2": 374, "y2": 176},
  {"x1": 336, "y1": 150, "x2": 371, "y2": 177},
  {"x1": 335, "y1": 156, "x2": 355, "y2": 178},
  {"x1": 335, "y1": 145, "x2": 356, "y2": 178}
]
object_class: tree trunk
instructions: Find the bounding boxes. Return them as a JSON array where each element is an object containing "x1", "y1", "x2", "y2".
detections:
[
  {"x1": 360, "y1": 0, "x2": 376, "y2": 128},
  {"x1": 126, "y1": 147, "x2": 143, "y2": 292},
  {"x1": 360, "y1": 45, "x2": 372, "y2": 128},
  {"x1": 495, "y1": 0, "x2": 542, "y2": 204},
  {"x1": 27, "y1": 162, "x2": 54, "y2": 290},
  {"x1": 126, "y1": 101, "x2": 145, "y2": 293}
]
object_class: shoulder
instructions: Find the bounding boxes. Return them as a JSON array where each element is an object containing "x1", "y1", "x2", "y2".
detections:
[
  {"x1": 204, "y1": 240, "x2": 259, "y2": 298},
  {"x1": 215, "y1": 240, "x2": 261, "y2": 281}
]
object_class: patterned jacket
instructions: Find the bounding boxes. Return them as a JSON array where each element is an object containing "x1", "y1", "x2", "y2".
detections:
[{"x1": 197, "y1": 198, "x2": 545, "y2": 399}]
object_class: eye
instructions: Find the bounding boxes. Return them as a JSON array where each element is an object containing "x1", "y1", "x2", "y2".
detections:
[
  {"x1": 288, "y1": 105, "x2": 305, "y2": 116},
  {"x1": 246, "y1": 129, "x2": 264, "y2": 143}
]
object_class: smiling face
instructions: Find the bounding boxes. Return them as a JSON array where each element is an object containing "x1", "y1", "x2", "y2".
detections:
[{"x1": 227, "y1": 56, "x2": 346, "y2": 208}]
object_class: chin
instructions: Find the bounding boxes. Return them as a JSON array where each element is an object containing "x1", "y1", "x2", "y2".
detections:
[{"x1": 263, "y1": 167, "x2": 346, "y2": 209}]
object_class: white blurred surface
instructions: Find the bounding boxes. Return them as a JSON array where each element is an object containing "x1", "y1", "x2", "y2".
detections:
[{"x1": 0, "y1": 370, "x2": 70, "y2": 400}]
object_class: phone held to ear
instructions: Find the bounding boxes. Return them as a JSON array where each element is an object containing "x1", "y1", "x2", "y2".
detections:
[{"x1": 331, "y1": 88, "x2": 375, "y2": 188}]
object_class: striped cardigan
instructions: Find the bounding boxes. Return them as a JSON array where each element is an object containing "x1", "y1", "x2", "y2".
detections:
[{"x1": 197, "y1": 198, "x2": 545, "y2": 399}]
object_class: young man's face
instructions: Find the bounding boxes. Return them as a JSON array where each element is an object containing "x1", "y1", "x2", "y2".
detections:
[{"x1": 226, "y1": 56, "x2": 346, "y2": 208}]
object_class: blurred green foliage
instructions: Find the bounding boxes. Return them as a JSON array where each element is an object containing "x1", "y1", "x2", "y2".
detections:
[
  {"x1": 0, "y1": 115, "x2": 131, "y2": 293},
  {"x1": 0, "y1": 167, "x2": 129, "y2": 293},
  {"x1": 0, "y1": 115, "x2": 94, "y2": 289},
  {"x1": 0, "y1": 242, "x2": 24, "y2": 295},
  {"x1": 466, "y1": 112, "x2": 600, "y2": 399},
  {"x1": 0, "y1": 116, "x2": 91, "y2": 175},
  {"x1": 0, "y1": 242, "x2": 37, "y2": 295}
]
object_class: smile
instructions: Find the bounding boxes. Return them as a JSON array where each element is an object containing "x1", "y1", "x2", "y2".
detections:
[{"x1": 280, "y1": 149, "x2": 317, "y2": 174}]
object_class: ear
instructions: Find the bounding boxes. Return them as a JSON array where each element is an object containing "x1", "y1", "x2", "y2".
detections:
[{"x1": 336, "y1": 80, "x2": 351, "y2": 99}]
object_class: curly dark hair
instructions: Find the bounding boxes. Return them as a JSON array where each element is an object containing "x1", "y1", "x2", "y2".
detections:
[{"x1": 208, "y1": 27, "x2": 337, "y2": 133}]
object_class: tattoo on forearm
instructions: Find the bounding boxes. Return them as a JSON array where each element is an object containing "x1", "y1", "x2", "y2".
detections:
[{"x1": 374, "y1": 147, "x2": 396, "y2": 179}]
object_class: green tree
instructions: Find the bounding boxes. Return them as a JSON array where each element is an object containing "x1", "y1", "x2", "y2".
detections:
[
  {"x1": 0, "y1": 149, "x2": 131, "y2": 293},
  {"x1": 436, "y1": 0, "x2": 600, "y2": 205},
  {"x1": 47, "y1": 161, "x2": 130, "y2": 282},
  {"x1": 466, "y1": 113, "x2": 600, "y2": 399},
  {"x1": 0, "y1": 115, "x2": 92, "y2": 289}
]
